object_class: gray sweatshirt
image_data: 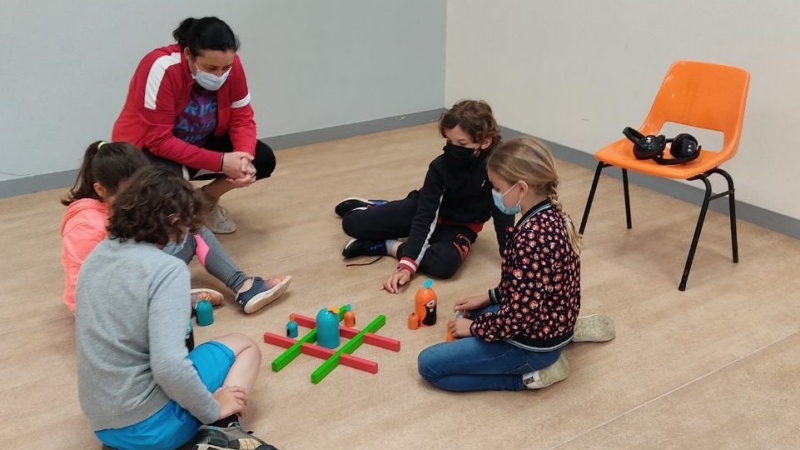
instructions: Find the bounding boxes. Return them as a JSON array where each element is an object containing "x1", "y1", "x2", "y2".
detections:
[{"x1": 75, "y1": 238, "x2": 219, "y2": 431}]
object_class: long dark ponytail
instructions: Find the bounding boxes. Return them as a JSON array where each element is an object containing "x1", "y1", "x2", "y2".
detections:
[
  {"x1": 61, "y1": 141, "x2": 150, "y2": 206},
  {"x1": 173, "y1": 17, "x2": 239, "y2": 57}
]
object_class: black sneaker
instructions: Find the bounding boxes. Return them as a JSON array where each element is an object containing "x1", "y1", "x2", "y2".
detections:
[
  {"x1": 334, "y1": 197, "x2": 387, "y2": 217},
  {"x1": 192, "y1": 423, "x2": 278, "y2": 450},
  {"x1": 342, "y1": 238, "x2": 388, "y2": 259}
]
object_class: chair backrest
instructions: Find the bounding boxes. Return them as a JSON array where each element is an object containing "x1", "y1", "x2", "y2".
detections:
[{"x1": 641, "y1": 61, "x2": 750, "y2": 156}]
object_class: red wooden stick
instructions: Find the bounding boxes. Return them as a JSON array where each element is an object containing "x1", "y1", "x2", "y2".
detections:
[
  {"x1": 291, "y1": 314, "x2": 401, "y2": 352},
  {"x1": 263, "y1": 332, "x2": 378, "y2": 373}
]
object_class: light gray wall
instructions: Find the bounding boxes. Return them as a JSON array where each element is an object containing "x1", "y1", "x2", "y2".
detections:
[
  {"x1": 0, "y1": 0, "x2": 445, "y2": 192},
  {"x1": 446, "y1": 0, "x2": 800, "y2": 221}
]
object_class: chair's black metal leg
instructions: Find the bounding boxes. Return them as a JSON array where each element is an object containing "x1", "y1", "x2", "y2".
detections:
[
  {"x1": 622, "y1": 169, "x2": 632, "y2": 229},
  {"x1": 712, "y1": 168, "x2": 738, "y2": 263},
  {"x1": 580, "y1": 162, "x2": 606, "y2": 235},
  {"x1": 680, "y1": 175, "x2": 713, "y2": 291}
]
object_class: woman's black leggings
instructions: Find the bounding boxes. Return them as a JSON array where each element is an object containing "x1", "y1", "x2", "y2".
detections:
[{"x1": 143, "y1": 134, "x2": 276, "y2": 180}]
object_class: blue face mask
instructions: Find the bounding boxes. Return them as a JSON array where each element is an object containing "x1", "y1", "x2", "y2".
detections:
[{"x1": 492, "y1": 184, "x2": 521, "y2": 215}]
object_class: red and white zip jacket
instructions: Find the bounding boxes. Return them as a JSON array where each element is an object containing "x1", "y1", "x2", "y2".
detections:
[{"x1": 112, "y1": 43, "x2": 257, "y2": 172}]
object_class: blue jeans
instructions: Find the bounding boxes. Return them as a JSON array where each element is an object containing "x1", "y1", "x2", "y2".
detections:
[{"x1": 417, "y1": 305, "x2": 561, "y2": 392}]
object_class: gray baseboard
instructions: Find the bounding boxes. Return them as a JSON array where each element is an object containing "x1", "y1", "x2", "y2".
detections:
[
  {"x1": 0, "y1": 109, "x2": 445, "y2": 199},
  {"x1": 4, "y1": 116, "x2": 796, "y2": 241},
  {"x1": 264, "y1": 108, "x2": 444, "y2": 150},
  {"x1": 0, "y1": 170, "x2": 81, "y2": 200},
  {"x1": 502, "y1": 128, "x2": 800, "y2": 241}
]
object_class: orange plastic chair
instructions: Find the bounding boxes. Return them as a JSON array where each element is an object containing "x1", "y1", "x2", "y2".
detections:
[{"x1": 579, "y1": 61, "x2": 750, "y2": 290}]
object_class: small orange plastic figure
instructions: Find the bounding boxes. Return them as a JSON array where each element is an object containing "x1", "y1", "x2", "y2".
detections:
[
  {"x1": 445, "y1": 320, "x2": 455, "y2": 341},
  {"x1": 445, "y1": 311, "x2": 462, "y2": 341},
  {"x1": 408, "y1": 312, "x2": 419, "y2": 330},
  {"x1": 344, "y1": 310, "x2": 356, "y2": 327}
]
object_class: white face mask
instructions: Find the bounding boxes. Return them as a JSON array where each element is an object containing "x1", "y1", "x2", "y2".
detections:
[{"x1": 192, "y1": 64, "x2": 231, "y2": 91}]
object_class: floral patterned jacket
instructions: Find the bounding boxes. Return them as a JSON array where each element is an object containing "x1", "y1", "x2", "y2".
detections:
[{"x1": 470, "y1": 199, "x2": 581, "y2": 351}]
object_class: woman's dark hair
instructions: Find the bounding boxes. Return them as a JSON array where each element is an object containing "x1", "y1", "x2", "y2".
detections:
[
  {"x1": 439, "y1": 99, "x2": 502, "y2": 151},
  {"x1": 108, "y1": 166, "x2": 207, "y2": 247},
  {"x1": 173, "y1": 17, "x2": 239, "y2": 57},
  {"x1": 61, "y1": 141, "x2": 150, "y2": 206}
]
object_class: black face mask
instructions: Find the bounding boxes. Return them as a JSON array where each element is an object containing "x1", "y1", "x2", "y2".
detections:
[{"x1": 443, "y1": 143, "x2": 480, "y2": 161}]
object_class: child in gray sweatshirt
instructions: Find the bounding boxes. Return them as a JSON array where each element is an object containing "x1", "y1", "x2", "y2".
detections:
[{"x1": 75, "y1": 166, "x2": 276, "y2": 450}]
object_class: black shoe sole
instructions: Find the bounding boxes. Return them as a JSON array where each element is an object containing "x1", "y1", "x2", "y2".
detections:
[{"x1": 335, "y1": 197, "x2": 372, "y2": 217}]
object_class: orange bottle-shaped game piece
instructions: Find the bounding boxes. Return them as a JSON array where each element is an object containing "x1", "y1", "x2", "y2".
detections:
[
  {"x1": 414, "y1": 279, "x2": 437, "y2": 326},
  {"x1": 344, "y1": 310, "x2": 356, "y2": 327}
]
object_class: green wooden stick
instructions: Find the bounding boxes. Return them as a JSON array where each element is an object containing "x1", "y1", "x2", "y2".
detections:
[
  {"x1": 311, "y1": 315, "x2": 386, "y2": 384},
  {"x1": 271, "y1": 328, "x2": 317, "y2": 372},
  {"x1": 270, "y1": 305, "x2": 350, "y2": 372}
]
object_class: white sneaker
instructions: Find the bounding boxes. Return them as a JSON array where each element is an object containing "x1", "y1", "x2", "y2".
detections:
[
  {"x1": 573, "y1": 314, "x2": 616, "y2": 343},
  {"x1": 207, "y1": 203, "x2": 237, "y2": 234},
  {"x1": 522, "y1": 353, "x2": 569, "y2": 390}
]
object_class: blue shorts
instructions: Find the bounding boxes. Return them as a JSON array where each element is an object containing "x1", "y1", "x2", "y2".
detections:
[{"x1": 95, "y1": 341, "x2": 235, "y2": 450}]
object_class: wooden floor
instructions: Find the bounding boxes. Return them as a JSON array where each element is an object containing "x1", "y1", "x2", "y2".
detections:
[{"x1": 1, "y1": 124, "x2": 798, "y2": 449}]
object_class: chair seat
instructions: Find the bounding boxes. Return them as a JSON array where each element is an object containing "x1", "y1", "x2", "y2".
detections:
[{"x1": 595, "y1": 138, "x2": 734, "y2": 180}]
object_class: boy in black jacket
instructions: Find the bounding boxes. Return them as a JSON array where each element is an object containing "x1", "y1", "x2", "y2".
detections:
[{"x1": 337, "y1": 100, "x2": 514, "y2": 293}]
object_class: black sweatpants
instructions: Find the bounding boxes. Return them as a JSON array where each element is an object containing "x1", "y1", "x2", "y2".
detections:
[
  {"x1": 143, "y1": 134, "x2": 276, "y2": 181},
  {"x1": 341, "y1": 191, "x2": 477, "y2": 279}
]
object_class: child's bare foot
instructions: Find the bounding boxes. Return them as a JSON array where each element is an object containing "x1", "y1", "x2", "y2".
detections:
[{"x1": 235, "y1": 275, "x2": 292, "y2": 314}]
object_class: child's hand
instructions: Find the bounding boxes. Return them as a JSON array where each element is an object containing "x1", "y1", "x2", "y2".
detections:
[
  {"x1": 382, "y1": 269, "x2": 412, "y2": 294},
  {"x1": 449, "y1": 317, "x2": 474, "y2": 338},
  {"x1": 214, "y1": 386, "x2": 249, "y2": 419},
  {"x1": 453, "y1": 294, "x2": 491, "y2": 317}
]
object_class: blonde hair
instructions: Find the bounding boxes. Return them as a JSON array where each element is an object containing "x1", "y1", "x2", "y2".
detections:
[{"x1": 486, "y1": 137, "x2": 582, "y2": 255}]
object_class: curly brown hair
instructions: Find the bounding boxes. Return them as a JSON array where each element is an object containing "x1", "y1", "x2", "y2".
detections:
[
  {"x1": 107, "y1": 166, "x2": 207, "y2": 247},
  {"x1": 438, "y1": 99, "x2": 502, "y2": 150}
]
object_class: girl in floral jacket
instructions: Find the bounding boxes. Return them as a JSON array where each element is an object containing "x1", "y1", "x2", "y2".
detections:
[{"x1": 418, "y1": 137, "x2": 586, "y2": 392}]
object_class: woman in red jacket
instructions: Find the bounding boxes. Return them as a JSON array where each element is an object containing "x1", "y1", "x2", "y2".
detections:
[{"x1": 113, "y1": 17, "x2": 275, "y2": 234}]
